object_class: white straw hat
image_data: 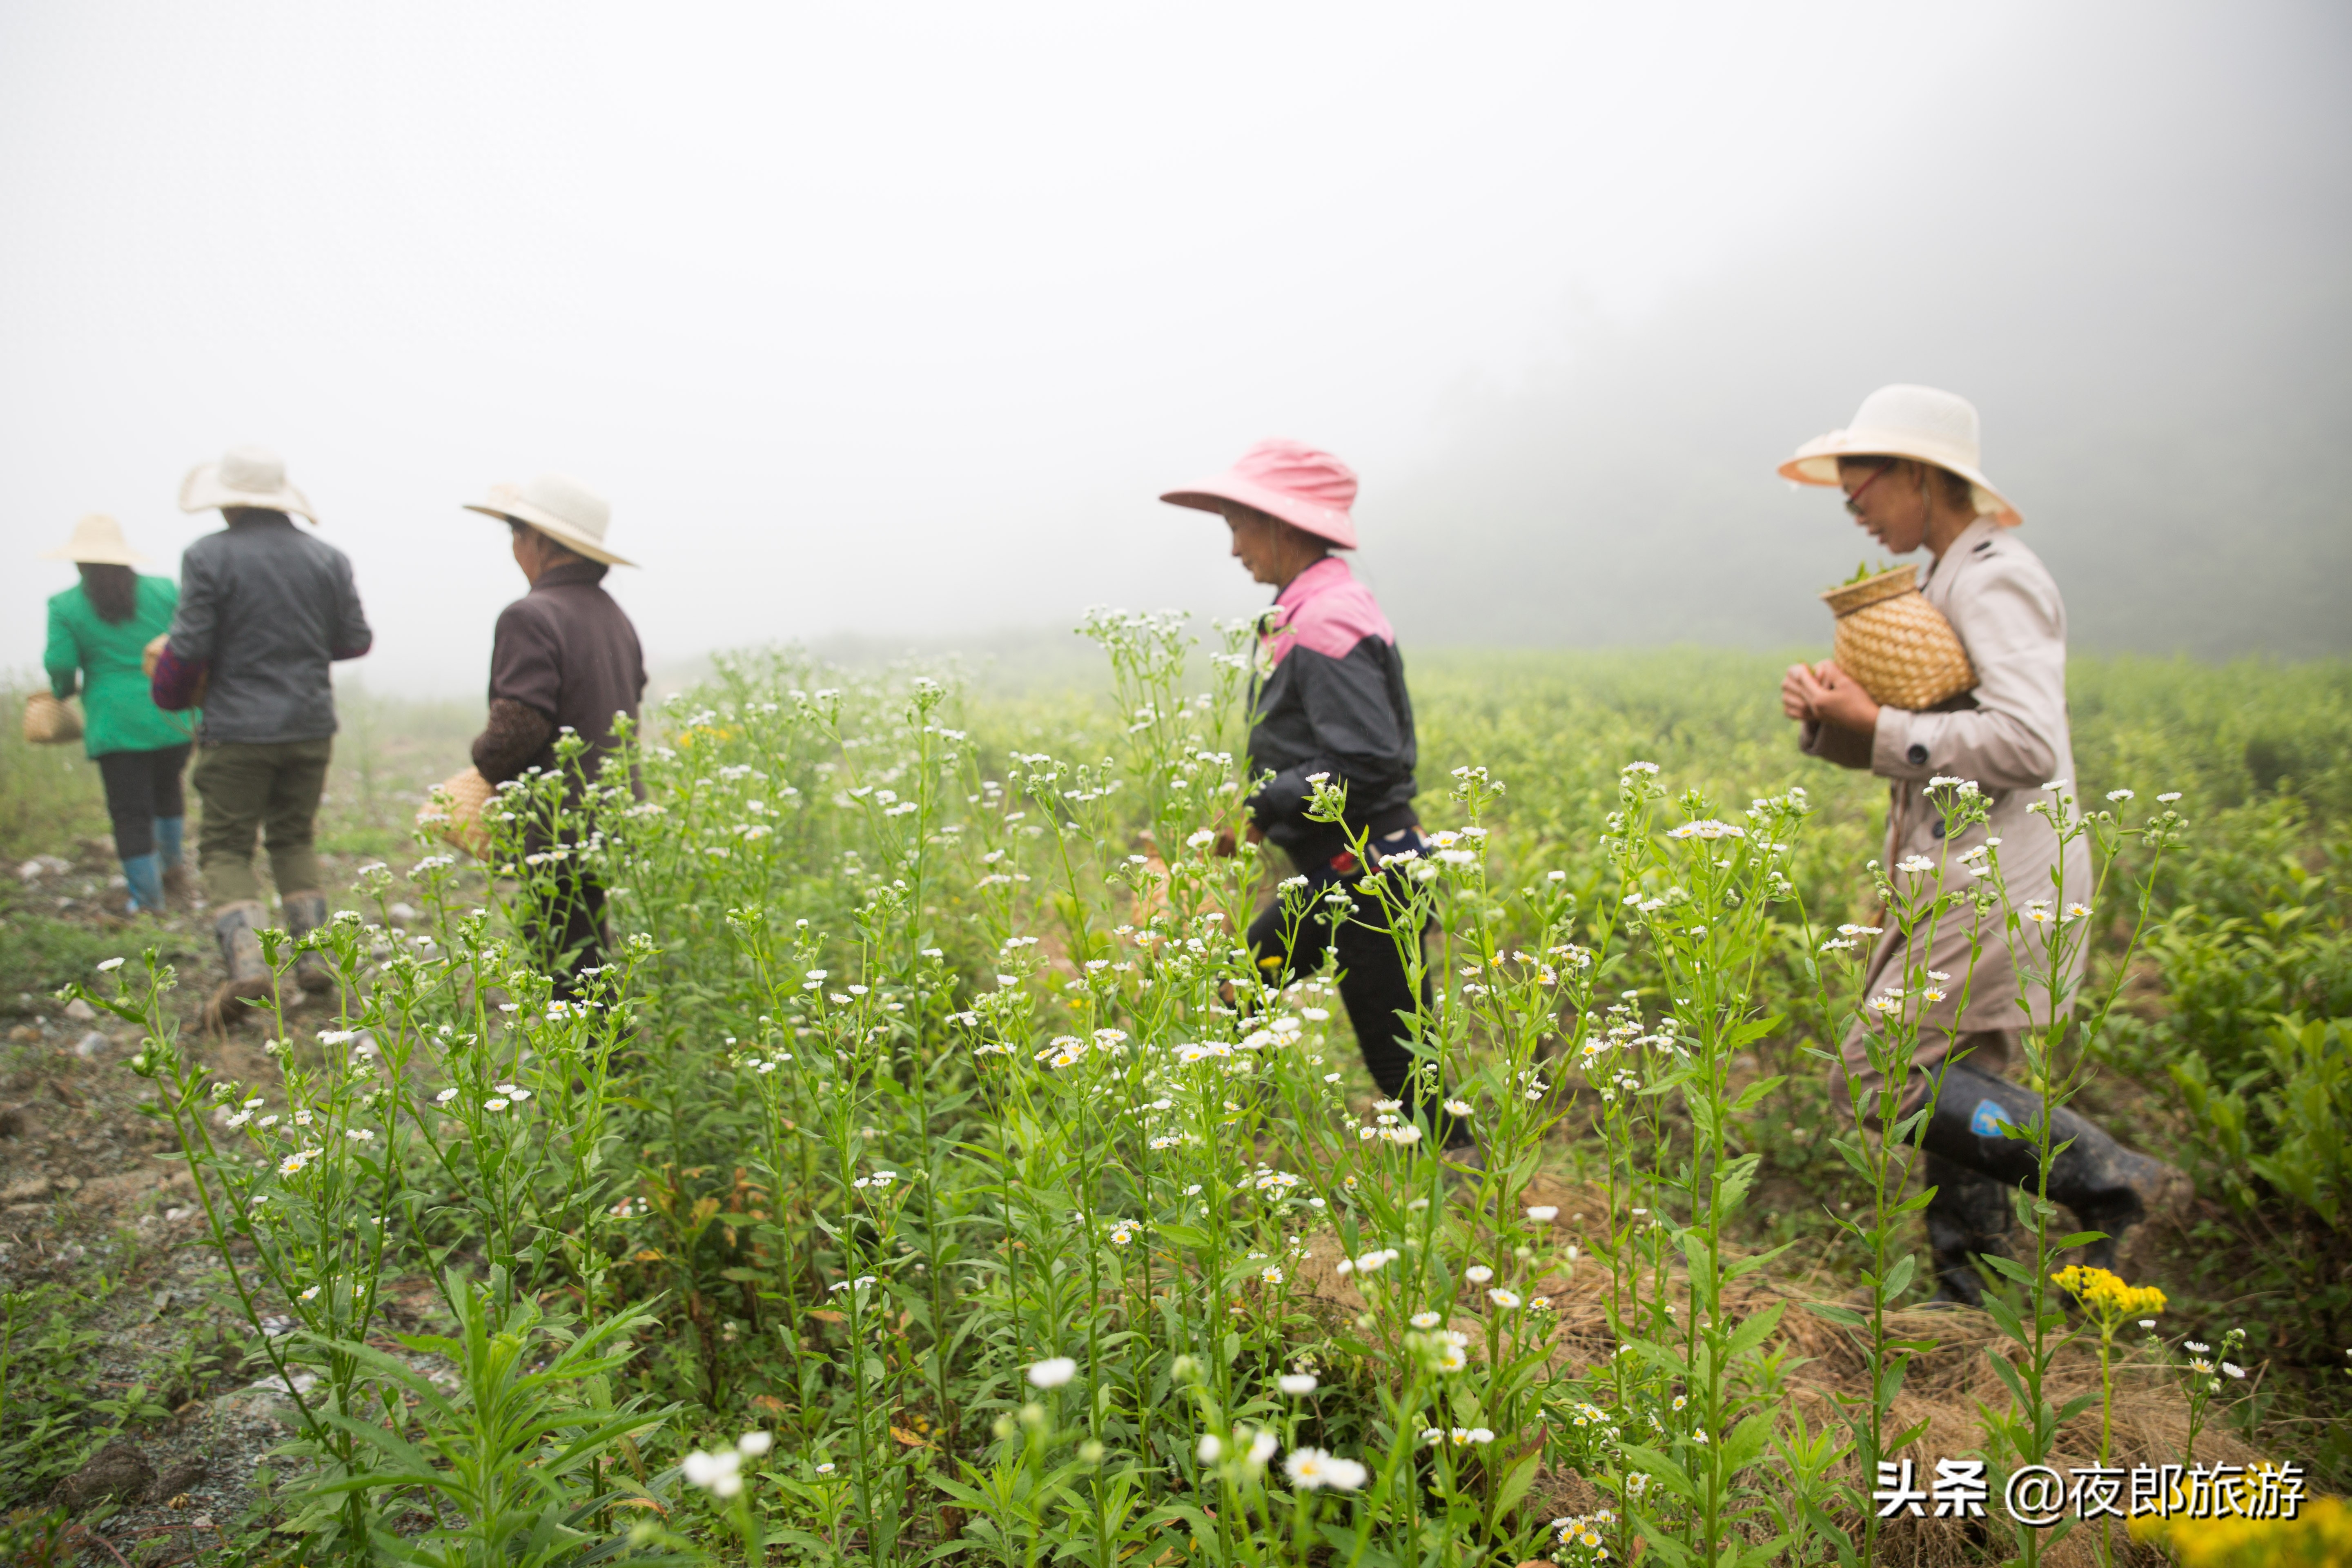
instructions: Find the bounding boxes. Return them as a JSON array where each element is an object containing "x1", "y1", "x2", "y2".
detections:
[
  {"x1": 39, "y1": 513, "x2": 148, "y2": 566},
  {"x1": 179, "y1": 445, "x2": 317, "y2": 522},
  {"x1": 463, "y1": 473, "x2": 633, "y2": 567},
  {"x1": 1778, "y1": 384, "x2": 2021, "y2": 528}
]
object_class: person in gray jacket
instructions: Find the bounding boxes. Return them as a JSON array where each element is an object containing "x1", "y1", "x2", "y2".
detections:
[
  {"x1": 151, "y1": 447, "x2": 372, "y2": 1025},
  {"x1": 1777, "y1": 385, "x2": 2179, "y2": 1306}
]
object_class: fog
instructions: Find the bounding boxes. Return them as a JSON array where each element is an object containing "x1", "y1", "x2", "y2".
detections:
[{"x1": 4, "y1": 2, "x2": 2345, "y2": 696}]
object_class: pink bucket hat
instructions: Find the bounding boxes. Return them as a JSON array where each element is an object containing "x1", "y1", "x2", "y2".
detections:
[{"x1": 1160, "y1": 438, "x2": 1360, "y2": 549}]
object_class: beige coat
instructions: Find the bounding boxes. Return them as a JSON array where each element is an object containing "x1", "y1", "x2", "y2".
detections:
[{"x1": 1803, "y1": 517, "x2": 2093, "y2": 1064}]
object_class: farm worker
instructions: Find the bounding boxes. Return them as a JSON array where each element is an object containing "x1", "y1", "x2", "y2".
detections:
[
  {"x1": 1777, "y1": 385, "x2": 2179, "y2": 1306},
  {"x1": 38, "y1": 514, "x2": 195, "y2": 914},
  {"x1": 461, "y1": 474, "x2": 645, "y2": 996},
  {"x1": 152, "y1": 448, "x2": 372, "y2": 1026},
  {"x1": 1160, "y1": 440, "x2": 1461, "y2": 1154}
]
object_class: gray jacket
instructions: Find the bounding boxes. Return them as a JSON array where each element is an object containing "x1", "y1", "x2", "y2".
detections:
[{"x1": 165, "y1": 513, "x2": 372, "y2": 744}]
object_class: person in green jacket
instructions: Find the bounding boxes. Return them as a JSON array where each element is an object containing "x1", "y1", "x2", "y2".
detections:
[{"x1": 40, "y1": 514, "x2": 197, "y2": 913}]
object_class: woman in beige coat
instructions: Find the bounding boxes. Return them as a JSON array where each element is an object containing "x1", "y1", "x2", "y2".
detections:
[{"x1": 1779, "y1": 384, "x2": 2175, "y2": 1307}]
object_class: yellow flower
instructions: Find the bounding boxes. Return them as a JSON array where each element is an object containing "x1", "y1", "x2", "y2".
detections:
[
  {"x1": 2050, "y1": 1264, "x2": 2166, "y2": 1326},
  {"x1": 2131, "y1": 1494, "x2": 2350, "y2": 1566}
]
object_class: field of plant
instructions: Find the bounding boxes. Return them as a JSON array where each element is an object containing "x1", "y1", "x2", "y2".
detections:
[{"x1": 1, "y1": 632, "x2": 2348, "y2": 1566}]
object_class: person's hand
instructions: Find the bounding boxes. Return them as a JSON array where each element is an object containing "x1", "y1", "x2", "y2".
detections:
[
  {"x1": 1780, "y1": 662, "x2": 1820, "y2": 722},
  {"x1": 1808, "y1": 659, "x2": 1882, "y2": 734},
  {"x1": 1214, "y1": 822, "x2": 1265, "y2": 857}
]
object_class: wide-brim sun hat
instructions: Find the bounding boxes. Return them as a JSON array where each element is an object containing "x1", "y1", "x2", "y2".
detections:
[
  {"x1": 1778, "y1": 384, "x2": 2021, "y2": 528},
  {"x1": 1160, "y1": 437, "x2": 1361, "y2": 549},
  {"x1": 40, "y1": 512, "x2": 148, "y2": 566},
  {"x1": 463, "y1": 472, "x2": 634, "y2": 567},
  {"x1": 179, "y1": 445, "x2": 317, "y2": 522}
]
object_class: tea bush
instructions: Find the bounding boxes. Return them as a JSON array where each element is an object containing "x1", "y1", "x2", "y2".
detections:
[{"x1": 33, "y1": 640, "x2": 2351, "y2": 1563}]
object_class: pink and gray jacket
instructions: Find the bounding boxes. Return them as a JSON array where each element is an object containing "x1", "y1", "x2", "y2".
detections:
[{"x1": 1246, "y1": 557, "x2": 1419, "y2": 864}]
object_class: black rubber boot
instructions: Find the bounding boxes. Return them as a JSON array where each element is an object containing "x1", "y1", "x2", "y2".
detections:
[
  {"x1": 1921, "y1": 1149, "x2": 2013, "y2": 1307},
  {"x1": 1922, "y1": 1062, "x2": 2180, "y2": 1279}
]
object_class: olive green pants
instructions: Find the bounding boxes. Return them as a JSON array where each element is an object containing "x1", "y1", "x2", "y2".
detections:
[{"x1": 192, "y1": 737, "x2": 334, "y2": 905}]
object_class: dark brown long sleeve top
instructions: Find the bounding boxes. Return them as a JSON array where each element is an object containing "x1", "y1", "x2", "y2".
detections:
[{"x1": 470, "y1": 561, "x2": 646, "y2": 794}]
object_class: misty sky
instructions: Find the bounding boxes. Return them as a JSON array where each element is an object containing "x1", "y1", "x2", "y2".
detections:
[{"x1": 4, "y1": 2, "x2": 2345, "y2": 696}]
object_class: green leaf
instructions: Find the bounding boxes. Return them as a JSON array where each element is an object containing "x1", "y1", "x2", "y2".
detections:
[
  {"x1": 1495, "y1": 1448, "x2": 1542, "y2": 1514},
  {"x1": 1634, "y1": 1517, "x2": 1700, "y2": 1568},
  {"x1": 1724, "y1": 1301, "x2": 1785, "y2": 1361},
  {"x1": 1614, "y1": 1443, "x2": 1695, "y2": 1502},
  {"x1": 1721, "y1": 1411, "x2": 1774, "y2": 1475},
  {"x1": 1986, "y1": 1349, "x2": 2029, "y2": 1408},
  {"x1": 1980, "y1": 1252, "x2": 2039, "y2": 1285},
  {"x1": 1724, "y1": 1239, "x2": 1799, "y2": 1279},
  {"x1": 1679, "y1": 1232, "x2": 1717, "y2": 1298},
  {"x1": 1982, "y1": 1290, "x2": 2027, "y2": 1342},
  {"x1": 1717, "y1": 1151, "x2": 1764, "y2": 1213},
  {"x1": 1800, "y1": 1300, "x2": 1868, "y2": 1329},
  {"x1": 928, "y1": 1476, "x2": 998, "y2": 1511},
  {"x1": 1163, "y1": 1504, "x2": 1227, "y2": 1566}
]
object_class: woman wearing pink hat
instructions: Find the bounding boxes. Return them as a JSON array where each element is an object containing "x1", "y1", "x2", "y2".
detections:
[{"x1": 1162, "y1": 439, "x2": 1458, "y2": 1151}]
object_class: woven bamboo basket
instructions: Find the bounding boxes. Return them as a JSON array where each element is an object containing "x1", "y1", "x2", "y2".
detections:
[
  {"x1": 419, "y1": 767, "x2": 497, "y2": 860},
  {"x1": 22, "y1": 692, "x2": 82, "y2": 746},
  {"x1": 1820, "y1": 564, "x2": 1978, "y2": 710}
]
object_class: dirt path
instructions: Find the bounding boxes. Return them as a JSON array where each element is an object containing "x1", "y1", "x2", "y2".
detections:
[{"x1": 0, "y1": 843, "x2": 451, "y2": 1557}]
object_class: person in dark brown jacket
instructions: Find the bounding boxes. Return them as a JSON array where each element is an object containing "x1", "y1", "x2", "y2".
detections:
[{"x1": 462, "y1": 474, "x2": 645, "y2": 993}]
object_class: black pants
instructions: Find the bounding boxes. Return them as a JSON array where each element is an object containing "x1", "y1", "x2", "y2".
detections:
[
  {"x1": 522, "y1": 865, "x2": 609, "y2": 1000},
  {"x1": 1247, "y1": 831, "x2": 1450, "y2": 1138},
  {"x1": 95, "y1": 745, "x2": 191, "y2": 860}
]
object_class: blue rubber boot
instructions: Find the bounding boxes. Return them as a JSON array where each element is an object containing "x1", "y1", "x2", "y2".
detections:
[{"x1": 121, "y1": 853, "x2": 165, "y2": 914}]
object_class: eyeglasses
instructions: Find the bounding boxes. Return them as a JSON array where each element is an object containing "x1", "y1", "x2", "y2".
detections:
[{"x1": 1842, "y1": 464, "x2": 1892, "y2": 516}]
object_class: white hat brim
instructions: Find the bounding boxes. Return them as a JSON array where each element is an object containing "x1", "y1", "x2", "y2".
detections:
[
  {"x1": 179, "y1": 464, "x2": 317, "y2": 523},
  {"x1": 463, "y1": 501, "x2": 634, "y2": 567},
  {"x1": 39, "y1": 513, "x2": 149, "y2": 565},
  {"x1": 39, "y1": 542, "x2": 148, "y2": 566},
  {"x1": 1777, "y1": 429, "x2": 2020, "y2": 527}
]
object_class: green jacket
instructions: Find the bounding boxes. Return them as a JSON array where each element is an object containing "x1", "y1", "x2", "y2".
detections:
[{"x1": 43, "y1": 576, "x2": 196, "y2": 757}]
